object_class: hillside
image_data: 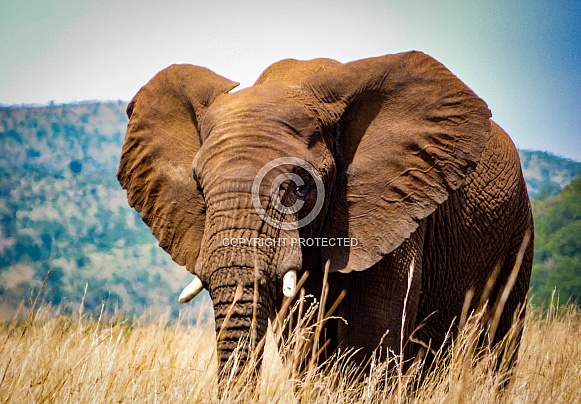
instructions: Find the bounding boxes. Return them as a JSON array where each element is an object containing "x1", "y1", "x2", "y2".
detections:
[
  {"x1": 519, "y1": 150, "x2": 581, "y2": 199},
  {"x1": 0, "y1": 101, "x2": 579, "y2": 318},
  {"x1": 530, "y1": 176, "x2": 581, "y2": 306},
  {"x1": 0, "y1": 102, "x2": 197, "y2": 319}
]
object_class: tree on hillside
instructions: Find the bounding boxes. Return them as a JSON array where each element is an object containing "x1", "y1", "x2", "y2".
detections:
[{"x1": 530, "y1": 175, "x2": 581, "y2": 307}]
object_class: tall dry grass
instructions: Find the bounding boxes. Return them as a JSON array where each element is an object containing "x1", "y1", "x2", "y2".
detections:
[{"x1": 1, "y1": 290, "x2": 580, "y2": 403}]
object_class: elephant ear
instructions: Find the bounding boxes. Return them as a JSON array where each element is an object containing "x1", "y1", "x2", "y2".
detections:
[
  {"x1": 117, "y1": 65, "x2": 239, "y2": 272},
  {"x1": 305, "y1": 51, "x2": 491, "y2": 273}
]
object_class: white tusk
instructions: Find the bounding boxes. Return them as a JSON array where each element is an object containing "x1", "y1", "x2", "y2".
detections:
[
  {"x1": 282, "y1": 270, "x2": 297, "y2": 297},
  {"x1": 178, "y1": 275, "x2": 204, "y2": 303}
]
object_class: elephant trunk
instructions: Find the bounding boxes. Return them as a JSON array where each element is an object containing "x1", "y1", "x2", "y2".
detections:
[
  {"x1": 196, "y1": 176, "x2": 300, "y2": 371},
  {"x1": 209, "y1": 265, "x2": 277, "y2": 370},
  {"x1": 198, "y1": 207, "x2": 280, "y2": 371}
]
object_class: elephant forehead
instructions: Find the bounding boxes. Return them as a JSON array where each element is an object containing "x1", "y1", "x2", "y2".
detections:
[{"x1": 200, "y1": 84, "x2": 319, "y2": 141}]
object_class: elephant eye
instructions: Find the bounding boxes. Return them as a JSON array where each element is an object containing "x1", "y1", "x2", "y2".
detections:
[
  {"x1": 295, "y1": 183, "x2": 311, "y2": 198},
  {"x1": 292, "y1": 168, "x2": 314, "y2": 199}
]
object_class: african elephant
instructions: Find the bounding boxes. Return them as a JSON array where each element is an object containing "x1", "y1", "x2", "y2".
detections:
[{"x1": 117, "y1": 51, "x2": 533, "y2": 372}]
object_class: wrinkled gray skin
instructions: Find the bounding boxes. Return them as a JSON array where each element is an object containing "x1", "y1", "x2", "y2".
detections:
[{"x1": 117, "y1": 51, "x2": 533, "y2": 371}]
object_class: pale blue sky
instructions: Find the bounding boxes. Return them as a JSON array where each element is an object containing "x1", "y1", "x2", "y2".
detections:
[{"x1": 0, "y1": 0, "x2": 579, "y2": 160}]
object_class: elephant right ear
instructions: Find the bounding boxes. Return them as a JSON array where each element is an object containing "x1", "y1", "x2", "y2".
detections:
[
  {"x1": 305, "y1": 51, "x2": 491, "y2": 273},
  {"x1": 117, "y1": 65, "x2": 239, "y2": 272}
]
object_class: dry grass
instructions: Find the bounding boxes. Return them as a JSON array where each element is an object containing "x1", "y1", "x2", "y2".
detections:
[{"x1": 1, "y1": 293, "x2": 580, "y2": 404}]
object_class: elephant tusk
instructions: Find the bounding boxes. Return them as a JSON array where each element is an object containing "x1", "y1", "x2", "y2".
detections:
[
  {"x1": 282, "y1": 270, "x2": 297, "y2": 297},
  {"x1": 178, "y1": 275, "x2": 204, "y2": 303}
]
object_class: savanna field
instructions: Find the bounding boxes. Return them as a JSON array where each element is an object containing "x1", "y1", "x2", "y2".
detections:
[{"x1": 1, "y1": 291, "x2": 579, "y2": 403}]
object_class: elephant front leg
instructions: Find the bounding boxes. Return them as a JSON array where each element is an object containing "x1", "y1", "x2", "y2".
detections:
[
  {"x1": 276, "y1": 259, "x2": 341, "y2": 371},
  {"x1": 335, "y1": 233, "x2": 424, "y2": 369}
]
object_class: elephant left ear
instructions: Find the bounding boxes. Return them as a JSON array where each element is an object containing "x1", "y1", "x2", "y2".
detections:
[
  {"x1": 117, "y1": 65, "x2": 239, "y2": 273},
  {"x1": 305, "y1": 51, "x2": 492, "y2": 273}
]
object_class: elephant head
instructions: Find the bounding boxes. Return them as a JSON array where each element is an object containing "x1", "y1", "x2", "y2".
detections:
[{"x1": 117, "y1": 51, "x2": 491, "y2": 369}]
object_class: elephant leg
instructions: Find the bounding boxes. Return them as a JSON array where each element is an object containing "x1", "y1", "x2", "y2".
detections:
[
  {"x1": 274, "y1": 248, "x2": 338, "y2": 371},
  {"x1": 487, "y1": 226, "x2": 534, "y2": 372},
  {"x1": 288, "y1": 265, "x2": 344, "y2": 366},
  {"x1": 335, "y1": 225, "x2": 425, "y2": 368}
]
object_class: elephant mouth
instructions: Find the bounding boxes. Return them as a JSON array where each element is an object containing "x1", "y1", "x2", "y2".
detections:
[{"x1": 179, "y1": 269, "x2": 295, "y2": 299}]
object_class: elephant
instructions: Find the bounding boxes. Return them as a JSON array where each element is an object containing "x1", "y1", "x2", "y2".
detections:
[{"x1": 117, "y1": 51, "x2": 534, "y2": 373}]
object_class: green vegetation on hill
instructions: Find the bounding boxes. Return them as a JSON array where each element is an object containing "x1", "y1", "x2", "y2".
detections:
[
  {"x1": 529, "y1": 175, "x2": 581, "y2": 307},
  {"x1": 0, "y1": 102, "x2": 200, "y2": 320}
]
